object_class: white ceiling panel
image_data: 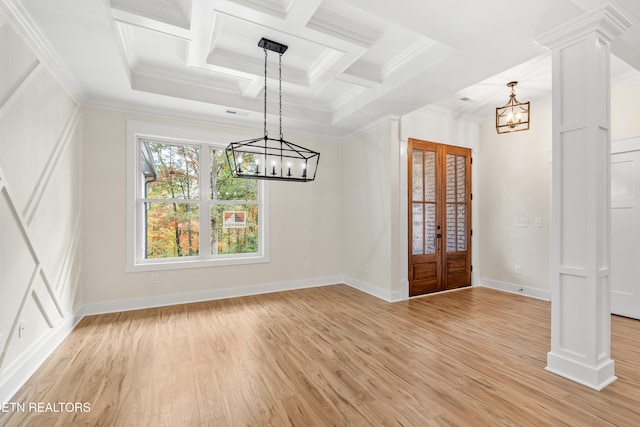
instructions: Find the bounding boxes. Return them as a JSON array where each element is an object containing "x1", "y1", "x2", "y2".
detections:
[
  {"x1": 7, "y1": 0, "x2": 640, "y2": 140},
  {"x1": 112, "y1": 0, "x2": 192, "y2": 29}
]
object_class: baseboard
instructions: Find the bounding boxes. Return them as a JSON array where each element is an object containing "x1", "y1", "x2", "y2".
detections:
[
  {"x1": 83, "y1": 276, "x2": 343, "y2": 315},
  {"x1": 477, "y1": 278, "x2": 551, "y2": 301},
  {"x1": 342, "y1": 277, "x2": 405, "y2": 302},
  {"x1": 0, "y1": 309, "x2": 83, "y2": 404}
]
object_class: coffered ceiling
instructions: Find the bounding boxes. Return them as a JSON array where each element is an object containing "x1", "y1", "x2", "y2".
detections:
[{"x1": 4, "y1": 0, "x2": 640, "y2": 140}]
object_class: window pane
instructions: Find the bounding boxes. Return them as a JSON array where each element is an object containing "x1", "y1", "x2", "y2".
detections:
[
  {"x1": 446, "y1": 154, "x2": 456, "y2": 203},
  {"x1": 426, "y1": 203, "x2": 436, "y2": 254},
  {"x1": 457, "y1": 205, "x2": 466, "y2": 251},
  {"x1": 211, "y1": 204, "x2": 258, "y2": 254},
  {"x1": 145, "y1": 142, "x2": 200, "y2": 199},
  {"x1": 446, "y1": 203, "x2": 457, "y2": 252},
  {"x1": 211, "y1": 149, "x2": 257, "y2": 201},
  {"x1": 412, "y1": 203, "x2": 424, "y2": 255},
  {"x1": 412, "y1": 150, "x2": 423, "y2": 201},
  {"x1": 425, "y1": 151, "x2": 436, "y2": 202},
  {"x1": 456, "y1": 155, "x2": 466, "y2": 202},
  {"x1": 144, "y1": 202, "x2": 199, "y2": 258}
]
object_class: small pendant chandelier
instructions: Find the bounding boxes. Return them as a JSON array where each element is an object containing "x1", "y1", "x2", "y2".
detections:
[
  {"x1": 225, "y1": 38, "x2": 320, "y2": 182},
  {"x1": 495, "y1": 81, "x2": 530, "y2": 134}
]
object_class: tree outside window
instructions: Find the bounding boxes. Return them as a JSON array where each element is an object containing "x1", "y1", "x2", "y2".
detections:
[{"x1": 139, "y1": 140, "x2": 260, "y2": 262}]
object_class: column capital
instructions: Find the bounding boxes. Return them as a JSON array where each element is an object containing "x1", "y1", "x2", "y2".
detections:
[{"x1": 536, "y1": 4, "x2": 632, "y2": 49}]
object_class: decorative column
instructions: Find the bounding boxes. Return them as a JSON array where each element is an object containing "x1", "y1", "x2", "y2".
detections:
[{"x1": 536, "y1": 5, "x2": 631, "y2": 390}]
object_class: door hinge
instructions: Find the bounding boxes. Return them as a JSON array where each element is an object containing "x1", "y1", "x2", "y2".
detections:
[
  {"x1": 470, "y1": 229, "x2": 473, "y2": 236},
  {"x1": 471, "y1": 265, "x2": 473, "y2": 272},
  {"x1": 470, "y1": 193, "x2": 473, "y2": 200},
  {"x1": 471, "y1": 157, "x2": 473, "y2": 164}
]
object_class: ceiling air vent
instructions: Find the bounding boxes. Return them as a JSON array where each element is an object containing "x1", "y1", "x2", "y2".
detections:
[{"x1": 225, "y1": 110, "x2": 249, "y2": 116}]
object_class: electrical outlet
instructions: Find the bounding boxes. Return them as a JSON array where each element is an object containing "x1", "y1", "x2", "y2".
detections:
[
  {"x1": 535, "y1": 218, "x2": 543, "y2": 227},
  {"x1": 304, "y1": 261, "x2": 311, "y2": 270},
  {"x1": 515, "y1": 265, "x2": 522, "y2": 275},
  {"x1": 150, "y1": 273, "x2": 158, "y2": 284}
]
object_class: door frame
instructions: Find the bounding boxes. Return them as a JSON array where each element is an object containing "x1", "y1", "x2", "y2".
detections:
[
  {"x1": 611, "y1": 135, "x2": 640, "y2": 318},
  {"x1": 405, "y1": 137, "x2": 474, "y2": 297},
  {"x1": 398, "y1": 123, "x2": 479, "y2": 301}
]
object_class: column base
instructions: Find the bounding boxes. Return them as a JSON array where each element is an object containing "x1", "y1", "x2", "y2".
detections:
[{"x1": 546, "y1": 352, "x2": 617, "y2": 390}]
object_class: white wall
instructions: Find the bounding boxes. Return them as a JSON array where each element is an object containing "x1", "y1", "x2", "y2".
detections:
[
  {"x1": 0, "y1": 20, "x2": 82, "y2": 400},
  {"x1": 476, "y1": 76, "x2": 640, "y2": 299},
  {"x1": 612, "y1": 78, "x2": 640, "y2": 141},
  {"x1": 477, "y1": 103, "x2": 552, "y2": 298},
  {"x1": 82, "y1": 108, "x2": 344, "y2": 310},
  {"x1": 342, "y1": 120, "x2": 403, "y2": 300}
]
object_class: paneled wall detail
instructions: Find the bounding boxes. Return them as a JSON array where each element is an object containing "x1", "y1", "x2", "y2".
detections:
[{"x1": 0, "y1": 19, "x2": 82, "y2": 388}]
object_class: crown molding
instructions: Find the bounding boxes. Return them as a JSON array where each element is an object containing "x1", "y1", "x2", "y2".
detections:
[
  {"x1": 306, "y1": 6, "x2": 382, "y2": 48},
  {"x1": 414, "y1": 105, "x2": 485, "y2": 126},
  {"x1": 227, "y1": 0, "x2": 292, "y2": 20},
  {"x1": 343, "y1": 60, "x2": 383, "y2": 84},
  {"x1": 111, "y1": 0, "x2": 191, "y2": 30},
  {"x1": 308, "y1": 48, "x2": 344, "y2": 85},
  {"x1": 611, "y1": 68, "x2": 640, "y2": 86},
  {"x1": 0, "y1": 0, "x2": 85, "y2": 103},
  {"x1": 536, "y1": 3, "x2": 633, "y2": 49},
  {"x1": 382, "y1": 38, "x2": 435, "y2": 78},
  {"x1": 339, "y1": 114, "x2": 401, "y2": 143},
  {"x1": 207, "y1": 47, "x2": 310, "y2": 88},
  {"x1": 83, "y1": 99, "x2": 348, "y2": 143}
]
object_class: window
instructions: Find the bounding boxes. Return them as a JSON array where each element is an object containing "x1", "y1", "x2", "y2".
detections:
[{"x1": 126, "y1": 121, "x2": 268, "y2": 271}]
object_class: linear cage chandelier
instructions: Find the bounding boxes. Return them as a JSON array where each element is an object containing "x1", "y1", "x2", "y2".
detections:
[
  {"x1": 495, "y1": 81, "x2": 530, "y2": 134},
  {"x1": 225, "y1": 38, "x2": 320, "y2": 182}
]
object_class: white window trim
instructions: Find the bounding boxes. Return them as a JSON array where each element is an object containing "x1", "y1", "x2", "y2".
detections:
[{"x1": 126, "y1": 120, "x2": 270, "y2": 272}]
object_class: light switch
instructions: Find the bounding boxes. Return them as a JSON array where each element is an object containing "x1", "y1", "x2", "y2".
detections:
[{"x1": 535, "y1": 218, "x2": 543, "y2": 227}]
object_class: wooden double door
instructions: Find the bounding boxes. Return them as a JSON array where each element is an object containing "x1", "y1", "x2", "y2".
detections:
[{"x1": 409, "y1": 139, "x2": 472, "y2": 297}]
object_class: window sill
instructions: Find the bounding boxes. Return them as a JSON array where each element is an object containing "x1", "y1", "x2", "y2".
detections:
[{"x1": 126, "y1": 254, "x2": 270, "y2": 272}]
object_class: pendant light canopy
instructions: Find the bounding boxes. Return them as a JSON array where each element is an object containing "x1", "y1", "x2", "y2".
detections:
[{"x1": 225, "y1": 38, "x2": 320, "y2": 182}]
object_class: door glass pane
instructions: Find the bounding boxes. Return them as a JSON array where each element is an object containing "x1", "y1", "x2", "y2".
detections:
[
  {"x1": 412, "y1": 150, "x2": 424, "y2": 201},
  {"x1": 412, "y1": 203, "x2": 424, "y2": 255},
  {"x1": 456, "y1": 155, "x2": 466, "y2": 202},
  {"x1": 446, "y1": 203, "x2": 456, "y2": 252},
  {"x1": 426, "y1": 203, "x2": 436, "y2": 254},
  {"x1": 425, "y1": 151, "x2": 436, "y2": 202},
  {"x1": 457, "y1": 205, "x2": 466, "y2": 251},
  {"x1": 446, "y1": 154, "x2": 456, "y2": 203}
]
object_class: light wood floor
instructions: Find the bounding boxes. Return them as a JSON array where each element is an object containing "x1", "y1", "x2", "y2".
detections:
[{"x1": 2, "y1": 285, "x2": 640, "y2": 426}]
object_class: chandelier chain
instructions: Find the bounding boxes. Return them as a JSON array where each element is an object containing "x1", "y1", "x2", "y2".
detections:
[
  {"x1": 279, "y1": 52, "x2": 283, "y2": 140},
  {"x1": 263, "y1": 47, "x2": 268, "y2": 138}
]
